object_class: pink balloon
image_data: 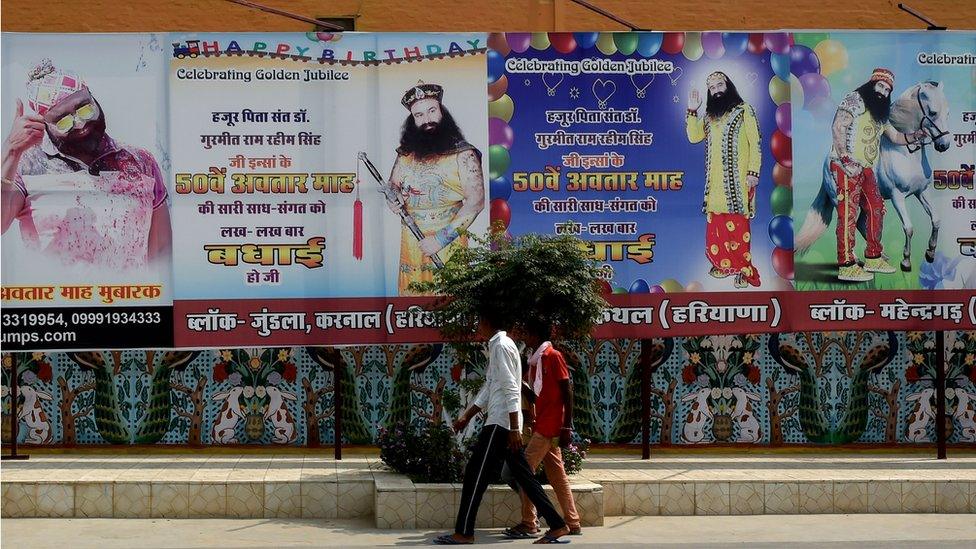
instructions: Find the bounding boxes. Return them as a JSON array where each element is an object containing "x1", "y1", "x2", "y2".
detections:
[
  {"x1": 507, "y1": 33, "x2": 532, "y2": 53},
  {"x1": 701, "y1": 32, "x2": 725, "y2": 59},
  {"x1": 799, "y1": 72, "x2": 830, "y2": 109},
  {"x1": 775, "y1": 103, "x2": 792, "y2": 138},
  {"x1": 488, "y1": 117, "x2": 514, "y2": 149},
  {"x1": 649, "y1": 285, "x2": 665, "y2": 294},
  {"x1": 763, "y1": 32, "x2": 790, "y2": 55}
]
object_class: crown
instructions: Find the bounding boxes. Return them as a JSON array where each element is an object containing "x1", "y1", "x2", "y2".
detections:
[
  {"x1": 401, "y1": 80, "x2": 444, "y2": 109},
  {"x1": 870, "y1": 67, "x2": 894, "y2": 87},
  {"x1": 706, "y1": 72, "x2": 727, "y2": 86},
  {"x1": 27, "y1": 58, "x2": 56, "y2": 83}
]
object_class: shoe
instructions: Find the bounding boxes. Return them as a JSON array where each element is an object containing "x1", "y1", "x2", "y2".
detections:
[
  {"x1": 709, "y1": 267, "x2": 731, "y2": 279},
  {"x1": 863, "y1": 256, "x2": 896, "y2": 273},
  {"x1": 838, "y1": 263, "x2": 873, "y2": 282},
  {"x1": 734, "y1": 273, "x2": 748, "y2": 288}
]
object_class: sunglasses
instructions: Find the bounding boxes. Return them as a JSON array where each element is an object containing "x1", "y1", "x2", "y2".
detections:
[{"x1": 51, "y1": 102, "x2": 97, "y2": 133}]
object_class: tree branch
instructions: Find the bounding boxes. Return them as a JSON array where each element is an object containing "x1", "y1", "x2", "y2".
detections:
[
  {"x1": 170, "y1": 382, "x2": 193, "y2": 395},
  {"x1": 780, "y1": 408, "x2": 797, "y2": 419},
  {"x1": 72, "y1": 406, "x2": 94, "y2": 419},
  {"x1": 174, "y1": 408, "x2": 194, "y2": 420}
]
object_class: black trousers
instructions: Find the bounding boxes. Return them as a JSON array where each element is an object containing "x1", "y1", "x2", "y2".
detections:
[{"x1": 455, "y1": 424, "x2": 566, "y2": 537}]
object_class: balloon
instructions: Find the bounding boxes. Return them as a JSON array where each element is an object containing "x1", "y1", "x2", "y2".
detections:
[
  {"x1": 701, "y1": 32, "x2": 725, "y2": 59},
  {"x1": 487, "y1": 49, "x2": 505, "y2": 84},
  {"x1": 488, "y1": 33, "x2": 510, "y2": 56},
  {"x1": 747, "y1": 33, "x2": 766, "y2": 54},
  {"x1": 793, "y1": 32, "x2": 830, "y2": 49},
  {"x1": 489, "y1": 198, "x2": 511, "y2": 228},
  {"x1": 490, "y1": 176, "x2": 512, "y2": 201},
  {"x1": 789, "y1": 74, "x2": 805, "y2": 111},
  {"x1": 799, "y1": 72, "x2": 830, "y2": 109},
  {"x1": 612, "y1": 286, "x2": 628, "y2": 294},
  {"x1": 507, "y1": 33, "x2": 531, "y2": 53},
  {"x1": 661, "y1": 32, "x2": 685, "y2": 55},
  {"x1": 549, "y1": 33, "x2": 577, "y2": 54},
  {"x1": 614, "y1": 32, "x2": 639, "y2": 55},
  {"x1": 775, "y1": 103, "x2": 792, "y2": 137},
  {"x1": 685, "y1": 281, "x2": 704, "y2": 292},
  {"x1": 628, "y1": 278, "x2": 650, "y2": 294},
  {"x1": 764, "y1": 33, "x2": 790, "y2": 55},
  {"x1": 596, "y1": 33, "x2": 618, "y2": 55},
  {"x1": 637, "y1": 32, "x2": 664, "y2": 57},
  {"x1": 771, "y1": 130, "x2": 793, "y2": 169},
  {"x1": 770, "y1": 185, "x2": 793, "y2": 216},
  {"x1": 770, "y1": 53, "x2": 791, "y2": 81},
  {"x1": 488, "y1": 118, "x2": 514, "y2": 149},
  {"x1": 659, "y1": 279, "x2": 684, "y2": 293},
  {"x1": 597, "y1": 279, "x2": 613, "y2": 297},
  {"x1": 682, "y1": 32, "x2": 703, "y2": 61},
  {"x1": 722, "y1": 33, "x2": 749, "y2": 57},
  {"x1": 827, "y1": 70, "x2": 855, "y2": 101},
  {"x1": 488, "y1": 94, "x2": 514, "y2": 122},
  {"x1": 768, "y1": 76, "x2": 791, "y2": 106},
  {"x1": 649, "y1": 285, "x2": 665, "y2": 294},
  {"x1": 768, "y1": 215, "x2": 793, "y2": 250},
  {"x1": 814, "y1": 39, "x2": 848, "y2": 76},
  {"x1": 530, "y1": 32, "x2": 551, "y2": 51},
  {"x1": 772, "y1": 247, "x2": 794, "y2": 280},
  {"x1": 574, "y1": 32, "x2": 599, "y2": 49},
  {"x1": 488, "y1": 74, "x2": 509, "y2": 102},
  {"x1": 789, "y1": 44, "x2": 820, "y2": 77},
  {"x1": 773, "y1": 163, "x2": 793, "y2": 188},
  {"x1": 488, "y1": 145, "x2": 511, "y2": 179}
]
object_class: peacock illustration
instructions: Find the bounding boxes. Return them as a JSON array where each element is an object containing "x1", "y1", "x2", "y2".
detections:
[
  {"x1": 564, "y1": 348, "x2": 603, "y2": 443},
  {"x1": 307, "y1": 347, "x2": 373, "y2": 444},
  {"x1": 609, "y1": 338, "x2": 675, "y2": 444},
  {"x1": 133, "y1": 351, "x2": 199, "y2": 444},
  {"x1": 384, "y1": 344, "x2": 443, "y2": 429},
  {"x1": 66, "y1": 352, "x2": 129, "y2": 444}
]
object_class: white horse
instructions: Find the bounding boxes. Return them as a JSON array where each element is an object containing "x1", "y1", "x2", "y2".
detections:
[{"x1": 796, "y1": 82, "x2": 952, "y2": 272}]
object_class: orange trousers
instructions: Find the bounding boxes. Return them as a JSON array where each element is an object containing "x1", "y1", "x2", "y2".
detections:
[{"x1": 520, "y1": 432, "x2": 580, "y2": 529}]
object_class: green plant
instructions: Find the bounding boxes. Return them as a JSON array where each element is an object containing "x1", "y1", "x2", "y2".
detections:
[
  {"x1": 377, "y1": 421, "x2": 469, "y2": 483},
  {"x1": 536, "y1": 438, "x2": 590, "y2": 484}
]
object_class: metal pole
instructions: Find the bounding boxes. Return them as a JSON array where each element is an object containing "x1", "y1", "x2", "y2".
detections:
[
  {"x1": 334, "y1": 355, "x2": 343, "y2": 461},
  {"x1": 639, "y1": 339, "x2": 651, "y2": 460},
  {"x1": 935, "y1": 331, "x2": 947, "y2": 460},
  {"x1": 3, "y1": 353, "x2": 29, "y2": 460}
]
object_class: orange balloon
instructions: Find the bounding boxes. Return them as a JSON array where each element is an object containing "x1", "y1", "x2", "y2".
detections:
[
  {"x1": 488, "y1": 74, "x2": 509, "y2": 102},
  {"x1": 488, "y1": 33, "x2": 510, "y2": 56},
  {"x1": 773, "y1": 163, "x2": 792, "y2": 188}
]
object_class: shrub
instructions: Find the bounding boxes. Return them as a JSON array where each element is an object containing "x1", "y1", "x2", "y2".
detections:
[{"x1": 378, "y1": 421, "x2": 469, "y2": 483}]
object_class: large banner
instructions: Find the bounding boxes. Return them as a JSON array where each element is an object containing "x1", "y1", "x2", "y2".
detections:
[{"x1": 1, "y1": 31, "x2": 974, "y2": 351}]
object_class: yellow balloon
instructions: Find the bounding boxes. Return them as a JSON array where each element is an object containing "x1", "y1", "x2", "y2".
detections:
[
  {"x1": 768, "y1": 75, "x2": 791, "y2": 106},
  {"x1": 530, "y1": 32, "x2": 551, "y2": 51},
  {"x1": 682, "y1": 32, "x2": 704, "y2": 61},
  {"x1": 596, "y1": 33, "x2": 618, "y2": 55},
  {"x1": 814, "y1": 39, "x2": 848, "y2": 76},
  {"x1": 489, "y1": 94, "x2": 514, "y2": 123},
  {"x1": 659, "y1": 279, "x2": 684, "y2": 293},
  {"x1": 789, "y1": 74, "x2": 804, "y2": 108}
]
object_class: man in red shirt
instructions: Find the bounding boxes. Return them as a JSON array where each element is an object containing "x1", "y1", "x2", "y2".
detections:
[{"x1": 505, "y1": 321, "x2": 581, "y2": 538}]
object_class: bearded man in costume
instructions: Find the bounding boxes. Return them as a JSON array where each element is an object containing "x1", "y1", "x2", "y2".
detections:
[
  {"x1": 387, "y1": 81, "x2": 485, "y2": 295},
  {"x1": 686, "y1": 71, "x2": 762, "y2": 289},
  {"x1": 828, "y1": 68, "x2": 925, "y2": 282},
  {"x1": 1, "y1": 58, "x2": 170, "y2": 270}
]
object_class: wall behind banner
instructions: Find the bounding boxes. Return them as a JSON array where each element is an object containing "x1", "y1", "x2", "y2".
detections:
[{"x1": 2, "y1": 0, "x2": 975, "y2": 32}]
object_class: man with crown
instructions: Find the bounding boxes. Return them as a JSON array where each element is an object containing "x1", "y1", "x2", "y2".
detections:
[
  {"x1": 686, "y1": 71, "x2": 762, "y2": 289},
  {"x1": 1, "y1": 58, "x2": 170, "y2": 270},
  {"x1": 386, "y1": 81, "x2": 485, "y2": 295}
]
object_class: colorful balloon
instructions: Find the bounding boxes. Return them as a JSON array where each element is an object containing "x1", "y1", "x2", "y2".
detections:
[
  {"x1": 649, "y1": 285, "x2": 665, "y2": 294},
  {"x1": 637, "y1": 32, "x2": 664, "y2": 57},
  {"x1": 489, "y1": 176, "x2": 512, "y2": 201},
  {"x1": 722, "y1": 33, "x2": 749, "y2": 57},
  {"x1": 701, "y1": 32, "x2": 725, "y2": 59},
  {"x1": 775, "y1": 102, "x2": 792, "y2": 137},
  {"x1": 574, "y1": 32, "x2": 599, "y2": 49},
  {"x1": 793, "y1": 32, "x2": 830, "y2": 49},
  {"x1": 596, "y1": 279, "x2": 613, "y2": 297},
  {"x1": 789, "y1": 44, "x2": 820, "y2": 77},
  {"x1": 489, "y1": 198, "x2": 511, "y2": 228},
  {"x1": 628, "y1": 278, "x2": 650, "y2": 294},
  {"x1": 747, "y1": 33, "x2": 766, "y2": 54},
  {"x1": 771, "y1": 130, "x2": 793, "y2": 169},
  {"x1": 772, "y1": 247, "x2": 794, "y2": 280},
  {"x1": 487, "y1": 49, "x2": 505, "y2": 84},
  {"x1": 685, "y1": 281, "x2": 704, "y2": 292},
  {"x1": 799, "y1": 72, "x2": 830, "y2": 109},
  {"x1": 682, "y1": 32, "x2": 704, "y2": 61},
  {"x1": 596, "y1": 33, "x2": 618, "y2": 55},
  {"x1": 662, "y1": 32, "x2": 685, "y2": 55},
  {"x1": 768, "y1": 76, "x2": 791, "y2": 106},
  {"x1": 612, "y1": 286, "x2": 628, "y2": 294},
  {"x1": 770, "y1": 53, "x2": 791, "y2": 81},
  {"x1": 530, "y1": 32, "x2": 551, "y2": 51},
  {"x1": 549, "y1": 32, "x2": 577, "y2": 54},
  {"x1": 814, "y1": 39, "x2": 848, "y2": 76},
  {"x1": 768, "y1": 215, "x2": 793, "y2": 250},
  {"x1": 488, "y1": 94, "x2": 514, "y2": 122},
  {"x1": 660, "y1": 279, "x2": 684, "y2": 293},
  {"x1": 827, "y1": 69, "x2": 856, "y2": 100},
  {"x1": 488, "y1": 74, "x2": 509, "y2": 102},
  {"x1": 507, "y1": 33, "x2": 531, "y2": 53},
  {"x1": 789, "y1": 74, "x2": 804, "y2": 111},
  {"x1": 488, "y1": 117, "x2": 514, "y2": 149},
  {"x1": 488, "y1": 145, "x2": 510, "y2": 179},
  {"x1": 614, "y1": 32, "x2": 639, "y2": 55},
  {"x1": 763, "y1": 32, "x2": 791, "y2": 55},
  {"x1": 488, "y1": 33, "x2": 511, "y2": 56},
  {"x1": 770, "y1": 185, "x2": 793, "y2": 216},
  {"x1": 773, "y1": 163, "x2": 792, "y2": 188}
]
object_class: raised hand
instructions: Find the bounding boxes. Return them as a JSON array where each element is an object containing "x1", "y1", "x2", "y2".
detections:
[
  {"x1": 4, "y1": 99, "x2": 44, "y2": 156},
  {"x1": 688, "y1": 89, "x2": 702, "y2": 111}
]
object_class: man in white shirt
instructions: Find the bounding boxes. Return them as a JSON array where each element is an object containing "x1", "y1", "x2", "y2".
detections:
[{"x1": 433, "y1": 314, "x2": 569, "y2": 545}]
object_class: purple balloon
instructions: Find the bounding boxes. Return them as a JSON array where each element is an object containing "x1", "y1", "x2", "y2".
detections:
[
  {"x1": 649, "y1": 285, "x2": 665, "y2": 294},
  {"x1": 763, "y1": 32, "x2": 790, "y2": 55},
  {"x1": 506, "y1": 33, "x2": 531, "y2": 54},
  {"x1": 488, "y1": 117, "x2": 514, "y2": 149},
  {"x1": 789, "y1": 44, "x2": 820, "y2": 77},
  {"x1": 799, "y1": 73, "x2": 830, "y2": 109},
  {"x1": 775, "y1": 103, "x2": 792, "y2": 138},
  {"x1": 701, "y1": 32, "x2": 725, "y2": 59}
]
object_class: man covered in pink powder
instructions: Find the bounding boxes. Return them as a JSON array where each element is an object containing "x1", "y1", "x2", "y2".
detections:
[{"x1": 1, "y1": 58, "x2": 170, "y2": 270}]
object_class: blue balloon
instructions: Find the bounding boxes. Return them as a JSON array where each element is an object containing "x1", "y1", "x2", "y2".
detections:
[
  {"x1": 628, "y1": 278, "x2": 651, "y2": 294},
  {"x1": 722, "y1": 33, "x2": 749, "y2": 57},
  {"x1": 636, "y1": 33, "x2": 663, "y2": 57},
  {"x1": 789, "y1": 44, "x2": 820, "y2": 77},
  {"x1": 770, "y1": 53, "x2": 791, "y2": 81},
  {"x1": 489, "y1": 176, "x2": 512, "y2": 201},
  {"x1": 574, "y1": 32, "x2": 599, "y2": 49},
  {"x1": 768, "y1": 215, "x2": 794, "y2": 250},
  {"x1": 487, "y1": 50, "x2": 505, "y2": 84}
]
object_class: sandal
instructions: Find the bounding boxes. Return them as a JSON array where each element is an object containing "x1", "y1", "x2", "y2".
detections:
[
  {"x1": 569, "y1": 527, "x2": 582, "y2": 536},
  {"x1": 433, "y1": 534, "x2": 473, "y2": 545},
  {"x1": 503, "y1": 523, "x2": 540, "y2": 539},
  {"x1": 533, "y1": 534, "x2": 570, "y2": 544}
]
